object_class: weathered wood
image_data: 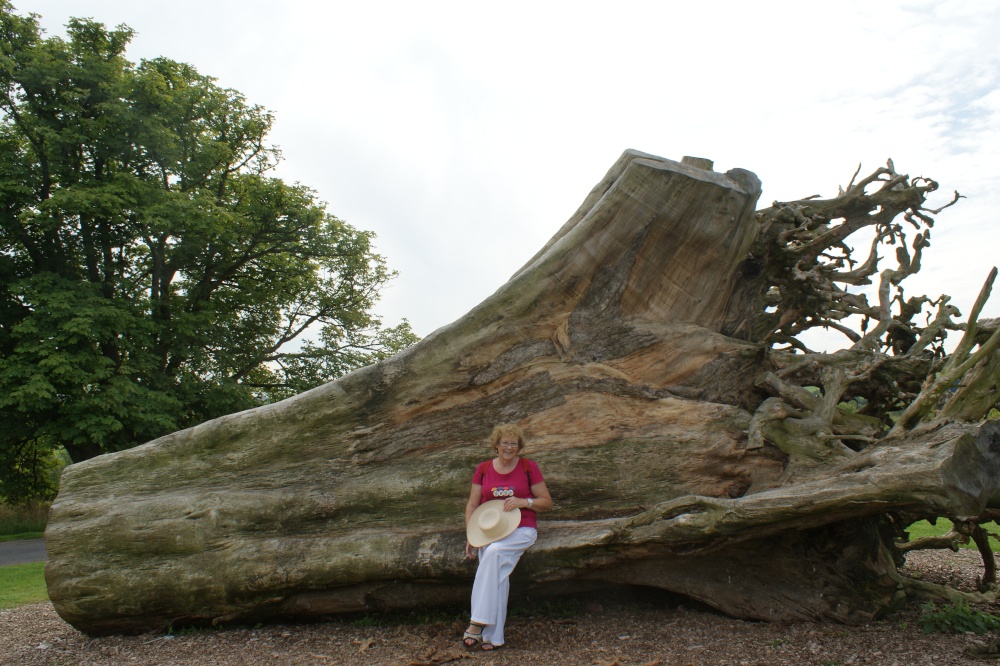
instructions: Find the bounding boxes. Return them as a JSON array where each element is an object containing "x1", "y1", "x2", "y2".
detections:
[{"x1": 45, "y1": 151, "x2": 1000, "y2": 634}]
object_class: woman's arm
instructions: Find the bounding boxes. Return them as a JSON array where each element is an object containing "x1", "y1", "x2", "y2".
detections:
[
  {"x1": 528, "y1": 480, "x2": 553, "y2": 512},
  {"x1": 465, "y1": 483, "x2": 482, "y2": 559},
  {"x1": 529, "y1": 481, "x2": 553, "y2": 512},
  {"x1": 465, "y1": 483, "x2": 483, "y2": 525},
  {"x1": 502, "y1": 480, "x2": 553, "y2": 513}
]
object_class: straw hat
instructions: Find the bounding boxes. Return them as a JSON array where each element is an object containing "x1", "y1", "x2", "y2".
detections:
[{"x1": 467, "y1": 500, "x2": 521, "y2": 547}]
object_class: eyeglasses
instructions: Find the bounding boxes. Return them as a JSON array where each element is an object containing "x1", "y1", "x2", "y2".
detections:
[{"x1": 497, "y1": 443, "x2": 519, "y2": 449}]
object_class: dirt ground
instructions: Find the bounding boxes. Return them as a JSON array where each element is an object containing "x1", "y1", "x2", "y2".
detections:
[{"x1": 1, "y1": 550, "x2": 996, "y2": 666}]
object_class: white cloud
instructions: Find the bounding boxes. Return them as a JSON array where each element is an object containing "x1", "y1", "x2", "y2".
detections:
[{"x1": 21, "y1": 0, "x2": 1000, "y2": 343}]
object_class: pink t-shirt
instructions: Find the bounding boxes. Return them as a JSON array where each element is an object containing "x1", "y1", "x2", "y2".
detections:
[{"x1": 472, "y1": 458, "x2": 545, "y2": 529}]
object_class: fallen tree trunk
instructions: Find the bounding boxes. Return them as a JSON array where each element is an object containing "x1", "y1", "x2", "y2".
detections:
[{"x1": 45, "y1": 150, "x2": 1000, "y2": 634}]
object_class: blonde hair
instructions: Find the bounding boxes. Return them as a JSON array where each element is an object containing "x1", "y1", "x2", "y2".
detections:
[{"x1": 488, "y1": 423, "x2": 525, "y2": 453}]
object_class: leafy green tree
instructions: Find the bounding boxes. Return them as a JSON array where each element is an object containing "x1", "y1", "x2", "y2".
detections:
[{"x1": 0, "y1": 7, "x2": 417, "y2": 500}]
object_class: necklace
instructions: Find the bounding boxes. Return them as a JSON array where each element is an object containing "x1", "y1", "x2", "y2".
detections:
[{"x1": 494, "y1": 456, "x2": 519, "y2": 474}]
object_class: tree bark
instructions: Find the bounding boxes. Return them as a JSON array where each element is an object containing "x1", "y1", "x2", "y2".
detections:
[{"x1": 45, "y1": 150, "x2": 1000, "y2": 635}]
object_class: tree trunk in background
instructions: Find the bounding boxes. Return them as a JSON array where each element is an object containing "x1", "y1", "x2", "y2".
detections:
[{"x1": 45, "y1": 150, "x2": 1000, "y2": 635}]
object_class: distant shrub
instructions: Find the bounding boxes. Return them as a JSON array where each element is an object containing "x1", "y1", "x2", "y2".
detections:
[{"x1": 0, "y1": 501, "x2": 49, "y2": 537}]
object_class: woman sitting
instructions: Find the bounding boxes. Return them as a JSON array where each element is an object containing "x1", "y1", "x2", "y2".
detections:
[{"x1": 463, "y1": 423, "x2": 552, "y2": 651}]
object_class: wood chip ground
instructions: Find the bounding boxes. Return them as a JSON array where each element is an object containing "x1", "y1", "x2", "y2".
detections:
[{"x1": 1, "y1": 550, "x2": 995, "y2": 665}]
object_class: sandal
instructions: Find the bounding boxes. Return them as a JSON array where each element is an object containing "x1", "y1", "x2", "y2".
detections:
[
  {"x1": 481, "y1": 642, "x2": 504, "y2": 651},
  {"x1": 462, "y1": 623, "x2": 484, "y2": 648}
]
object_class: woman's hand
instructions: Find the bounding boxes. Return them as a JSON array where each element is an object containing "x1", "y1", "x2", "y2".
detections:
[
  {"x1": 502, "y1": 497, "x2": 528, "y2": 512},
  {"x1": 465, "y1": 542, "x2": 478, "y2": 559}
]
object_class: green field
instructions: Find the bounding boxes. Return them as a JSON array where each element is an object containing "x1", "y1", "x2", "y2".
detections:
[
  {"x1": 0, "y1": 531, "x2": 44, "y2": 543},
  {"x1": 0, "y1": 562, "x2": 48, "y2": 609},
  {"x1": 905, "y1": 519, "x2": 1000, "y2": 550}
]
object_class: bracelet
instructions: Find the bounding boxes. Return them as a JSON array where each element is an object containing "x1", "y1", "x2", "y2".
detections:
[{"x1": 526, "y1": 498, "x2": 534, "y2": 509}]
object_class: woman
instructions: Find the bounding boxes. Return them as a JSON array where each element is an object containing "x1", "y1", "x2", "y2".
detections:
[{"x1": 463, "y1": 423, "x2": 552, "y2": 651}]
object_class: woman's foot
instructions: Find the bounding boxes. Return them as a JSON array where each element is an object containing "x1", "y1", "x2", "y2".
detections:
[
  {"x1": 482, "y1": 642, "x2": 504, "y2": 651},
  {"x1": 462, "y1": 623, "x2": 484, "y2": 648}
]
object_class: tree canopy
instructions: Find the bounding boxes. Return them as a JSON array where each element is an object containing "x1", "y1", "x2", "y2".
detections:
[{"x1": 0, "y1": 7, "x2": 417, "y2": 501}]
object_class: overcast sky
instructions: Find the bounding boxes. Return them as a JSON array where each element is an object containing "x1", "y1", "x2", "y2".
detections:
[{"x1": 19, "y1": 1, "x2": 1000, "y2": 350}]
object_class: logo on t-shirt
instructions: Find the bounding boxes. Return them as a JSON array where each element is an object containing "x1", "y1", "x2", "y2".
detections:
[{"x1": 491, "y1": 486, "x2": 515, "y2": 498}]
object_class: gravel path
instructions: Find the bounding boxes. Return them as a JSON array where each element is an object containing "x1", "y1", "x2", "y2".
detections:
[{"x1": 1, "y1": 550, "x2": 995, "y2": 665}]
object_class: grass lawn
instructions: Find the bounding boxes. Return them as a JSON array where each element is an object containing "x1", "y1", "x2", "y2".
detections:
[
  {"x1": 0, "y1": 561, "x2": 48, "y2": 609},
  {"x1": 0, "y1": 532, "x2": 44, "y2": 543},
  {"x1": 906, "y1": 519, "x2": 1000, "y2": 549}
]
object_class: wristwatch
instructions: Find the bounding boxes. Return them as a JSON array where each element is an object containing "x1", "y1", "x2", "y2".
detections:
[{"x1": 526, "y1": 498, "x2": 534, "y2": 509}]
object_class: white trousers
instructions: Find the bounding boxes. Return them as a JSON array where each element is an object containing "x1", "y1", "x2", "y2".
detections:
[{"x1": 470, "y1": 527, "x2": 537, "y2": 646}]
